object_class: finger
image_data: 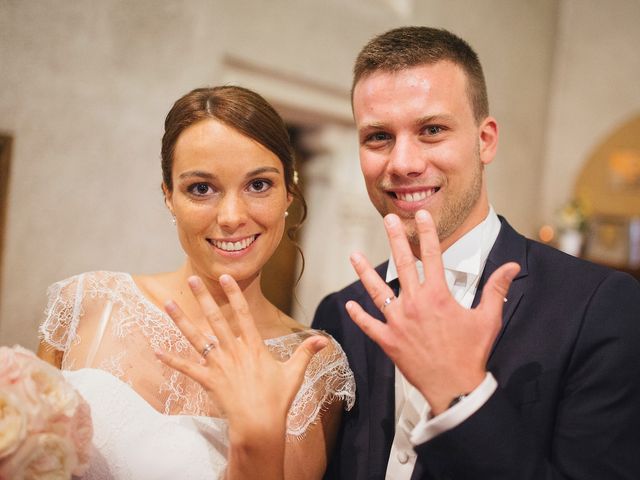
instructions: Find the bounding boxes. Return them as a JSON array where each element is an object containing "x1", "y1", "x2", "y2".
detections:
[
  {"x1": 415, "y1": 210, "x2": 446, "y2": 285},
  {"x1": 164, "y1": 300, "x2": 211, "y2": 354},
  {"x1": 384, "y1": 214, "x2": 419, "y2": 291},
  {"x1": 188, "y1": 276, "x2": 236, "y2": 348},
  {"x1": 477, "y1": 262, "x2": 520, "y2": 320},
  {"x1": 285, "y1": 335, "x2": 329, "y2": 385},
  {"x1": 155, "y1": 349, "x2": 212, "y2": 389},
  {"x1": 345, "y1": 300, "x2": 389, "y2": 347},
  {"x1": 350, "y1": 252, "x2": 396, "y2": 312},
  {"x1": 219, "y1": 274, "x2": 262, "y2": 347}
]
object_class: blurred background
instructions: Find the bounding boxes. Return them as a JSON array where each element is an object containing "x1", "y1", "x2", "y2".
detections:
[{"x1": 1, "y1": 0, "x2": 639, "y2": 350}]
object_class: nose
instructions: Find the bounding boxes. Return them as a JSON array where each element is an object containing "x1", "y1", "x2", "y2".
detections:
[
  {"x1": 388, "y1": 135, "x2": 427, "y2": 178},
  {"x1": 217, "y1": 192, "x2": 247, "y2": 232}
]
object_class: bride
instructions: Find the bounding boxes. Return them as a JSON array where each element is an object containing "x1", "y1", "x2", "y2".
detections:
[{"x1": 37, "y1": 86, "x2": 355, "y2": 479}]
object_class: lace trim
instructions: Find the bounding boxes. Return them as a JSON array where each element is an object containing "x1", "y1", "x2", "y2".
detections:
[
  {"x1": 40, "y1": 274, "x2": 85, "y2": 352},
  {"x1": 266, "y1": 332, "x2": 355, "y2": 437},
  {"x1": 39, "y1": 271, "x2": 355, "y2": 436}
]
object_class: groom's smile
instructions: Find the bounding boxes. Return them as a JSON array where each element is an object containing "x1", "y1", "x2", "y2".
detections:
[{"x1": 388, "y1": 186, "x2": 441, "y2": 212}]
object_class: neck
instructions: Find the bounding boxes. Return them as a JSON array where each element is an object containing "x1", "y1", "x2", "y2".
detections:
[
  {"x1": 174, "y1": 262, "x2": 274, "y2": 337},
  {"x1": 431, "y1": 198, "x2": 490, "y2": 257}
]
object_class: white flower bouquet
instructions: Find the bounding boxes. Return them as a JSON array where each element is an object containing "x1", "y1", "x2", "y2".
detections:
[{"x1": 0, "y1": 345, "x2": 92, "y2": 479}]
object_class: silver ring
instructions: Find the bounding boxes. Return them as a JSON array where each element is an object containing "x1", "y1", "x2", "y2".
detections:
[
  {"x1": 381, "y1": 296, "x2": 395, "y2": 310},
  {"x1": 201, "y1": 342, "x2": 216, "y2": 359}
]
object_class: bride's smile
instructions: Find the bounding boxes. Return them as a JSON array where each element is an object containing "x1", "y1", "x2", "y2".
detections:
[{"x1": 208, "y1": 233, "x2": 260, "y2": 253}]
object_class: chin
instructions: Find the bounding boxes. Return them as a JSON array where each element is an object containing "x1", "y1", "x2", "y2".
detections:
[
  {"x1": 190, "y1": 259, "x2": 257, "y2": 284},
  {"x1": 218, "y1": 264, "x2": 262, "y2": 282}
]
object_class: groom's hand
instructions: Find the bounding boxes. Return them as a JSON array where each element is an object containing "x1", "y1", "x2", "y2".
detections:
[{"x1": 346, "y1": 210, "x2": 519, "y2": 415}]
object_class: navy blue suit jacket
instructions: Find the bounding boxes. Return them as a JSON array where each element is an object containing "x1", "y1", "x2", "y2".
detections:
[{"x1": 312, "y1": 218, "x2": 640, "y2": 479}]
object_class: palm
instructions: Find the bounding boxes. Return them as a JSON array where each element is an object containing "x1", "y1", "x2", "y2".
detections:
[{"x1": 346, "y1": 210, "x2": 519, "y2": 413}]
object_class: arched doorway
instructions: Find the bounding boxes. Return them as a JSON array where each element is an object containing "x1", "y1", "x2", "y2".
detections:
[{"x1": 575, "y1": 114, "x2": 640, "y2": 276}]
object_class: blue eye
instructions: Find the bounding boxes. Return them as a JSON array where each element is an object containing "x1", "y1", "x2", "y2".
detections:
[{"x1": 365, "y1": 132, "x2": 391, "y2": 143}]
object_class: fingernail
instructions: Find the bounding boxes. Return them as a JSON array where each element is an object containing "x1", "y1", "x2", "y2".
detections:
[
  {"x1": 187, "y1": 276, "x2": 200, "y2": 289},
  {"x1": 415, "y1": 210, "x2": 429, "y2": 222},
  {"x1": 164, "y1": 300, "x2": 176, "y2": 313},
  {"x1": 384, "y1": 214, "x2": 399, "y2": 227},
  {"x1": 350, "y1": 252, "x2": 363, "y2": 265},
  {"x1": 219, "y1": 274, "x2": 231, "y2": 285},
  {"x1": 153, "y1": 349, "x2": 164, "y2": 358},
  {"x1": 505, "y1": 264, "x2": 520, "y2": 281},
  {"x1": 345, "y1": 301, "x2": 354, "y2": 312}
]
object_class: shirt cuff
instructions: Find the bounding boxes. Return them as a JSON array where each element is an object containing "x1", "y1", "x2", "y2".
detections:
[{"x1": 409, "y1": 372, "x2": 497, "y2": 445}]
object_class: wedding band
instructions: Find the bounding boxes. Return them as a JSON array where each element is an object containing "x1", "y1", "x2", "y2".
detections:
[
  {"x1": 381, "y1": 296, "x2": 395, "y2": 310},
  {"x1": 201, "y1": 342, "x2": 216, "y2": 359}
]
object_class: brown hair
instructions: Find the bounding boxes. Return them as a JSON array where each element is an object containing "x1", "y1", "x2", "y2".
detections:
[
  {"x1": 162, "y1": 86, "x2": 299, "y2": 194},
  {"x1": 161, "y1": 86, "x2": 307, "y2": 273},
  {"x1": 352, "y1": 26, "x2": 489, "y2": 123}
]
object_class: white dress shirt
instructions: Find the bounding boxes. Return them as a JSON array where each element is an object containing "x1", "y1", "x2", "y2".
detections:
[{"x1": 384, "y1": 206, "x2": 502, "y2": 479}]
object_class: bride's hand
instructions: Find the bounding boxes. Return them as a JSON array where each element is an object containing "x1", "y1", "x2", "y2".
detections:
[{"x1": 155, "y1": 274, "x2": 328, "y2": 445}]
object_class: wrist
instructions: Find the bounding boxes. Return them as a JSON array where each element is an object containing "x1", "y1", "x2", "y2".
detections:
[
  {"x1": 227, "y1": 426, "x2": 286, "y2": 480},
  {"x1": 425, "y1": 371, "x2": 486, "y2": 415},
  {"x1": 228, "y1": 418, "x2": 286, "y2": 449}
]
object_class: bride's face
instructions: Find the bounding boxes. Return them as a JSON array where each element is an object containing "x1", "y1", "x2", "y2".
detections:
[{"x1": 165, "y1": 119, "x2": 292, "y2": 284}]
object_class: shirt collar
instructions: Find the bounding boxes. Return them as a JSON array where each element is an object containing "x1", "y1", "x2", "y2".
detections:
[{"x1": 385, "y1": 206, "x2": 501, "y2": 283}]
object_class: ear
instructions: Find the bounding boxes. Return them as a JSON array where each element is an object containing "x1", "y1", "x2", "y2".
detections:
[
  {"x1": 286, "y1": 192, "x2": 294, "y2": 210},
  {"x1": 162, "y1": 183, "x2": 174, "y2": 215},
  {"x1": 478, "y1": 116, "x2": 499, "y2": 166}
]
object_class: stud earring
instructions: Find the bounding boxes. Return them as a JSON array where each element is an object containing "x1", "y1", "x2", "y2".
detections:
[
  {"x1": 171, "y1": 215, "x2": 176, "y2": 225},
  {"x1": 284, "y1": 211, "x2": 289, "y2": 218}
]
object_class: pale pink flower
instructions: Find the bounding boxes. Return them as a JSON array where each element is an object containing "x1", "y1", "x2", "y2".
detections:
[
  {"x1": 0, "y1": 433, "x2": 76, "y2": 479},
  {"x1": 0, "y1": 390, "x2": 28, "y2": 459},
  {"x1": 0, "y1": 345, "x2": 93, "y2": 479}
]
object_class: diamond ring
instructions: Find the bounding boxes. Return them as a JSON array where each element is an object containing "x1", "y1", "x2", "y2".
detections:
[{"x1": 381, "y1": 296, "x2": 396, "y2": 310}]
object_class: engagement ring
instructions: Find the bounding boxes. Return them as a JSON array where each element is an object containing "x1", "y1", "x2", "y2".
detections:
[{"x1": 382, "y1": 296, "x2": 395, "y2": 310}]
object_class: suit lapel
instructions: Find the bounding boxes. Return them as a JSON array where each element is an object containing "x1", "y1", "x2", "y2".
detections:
[
  {"x1": 359, "y1": 262, "x2": 396, "y2": 478},
  {"x1": 472, "y1": 217, "x2": 528, "y2": 358}
]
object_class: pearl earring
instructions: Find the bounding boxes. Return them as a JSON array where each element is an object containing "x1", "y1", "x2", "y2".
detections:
[
  {"x1": 284, "y1": 211, "x2": 289, "y2": 218},
  {"x1": 171, "y1": 215, "x2": 176, "y2": 225}
]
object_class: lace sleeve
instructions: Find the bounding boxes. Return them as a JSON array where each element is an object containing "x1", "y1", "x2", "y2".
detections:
[
  {"x1": 285, "y1": 334, "x2": 355, "y2": 438},
  {"x1": 39, "y1": 273, "x2": 85, "y2": 353}
]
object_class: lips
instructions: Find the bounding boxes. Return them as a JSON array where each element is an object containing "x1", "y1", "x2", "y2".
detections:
[{"x1": 207, "y1": 234, "x2": 259, "y2": 252}]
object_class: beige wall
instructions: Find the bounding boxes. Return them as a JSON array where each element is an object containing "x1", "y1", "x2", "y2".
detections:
[
  {"x1": 0, "y1": 0, "x2": 605, "y2": 350},
  {"x1": 541, "y1": 0, "x2": 640, "y2": 222}
]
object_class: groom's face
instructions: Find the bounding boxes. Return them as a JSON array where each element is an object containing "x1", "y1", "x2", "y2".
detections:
[{"x1": 352, "y1": 61, "x2": 497, "y2": 253}]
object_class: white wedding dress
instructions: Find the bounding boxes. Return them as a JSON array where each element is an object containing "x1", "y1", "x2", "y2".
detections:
[{"x1": 39, "y1": 271, "x2": 355, "y2": 480}]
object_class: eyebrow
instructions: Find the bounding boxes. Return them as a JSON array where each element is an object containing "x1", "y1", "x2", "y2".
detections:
[
  {"x1": 178, "y1": 166, "x2": 281, "y2": 181},
  {"x1": 358, "y1": 121, "x2": 386, "y2": 132},
  {"x1": 247, "y1": 166, "x2": 281, "y2": 177},
  {"x1": 414, "y1": 114, "x2": 457, "y2": 126},
  {"x1": 359, "y1": 114, "x2": 457, "y2": 130}
]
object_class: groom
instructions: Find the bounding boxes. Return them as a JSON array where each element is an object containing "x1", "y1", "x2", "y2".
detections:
[{"x1": 312, "y1": 26, "x2": 640, "y2": 479}]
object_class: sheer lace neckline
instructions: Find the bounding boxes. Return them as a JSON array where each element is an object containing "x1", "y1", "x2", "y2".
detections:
[
  {"x1": 66, "y1": 368, "x2": 228, "y2": 422},
  {"x1": 41, "y1": 270, "x2": 356, "y2": 433},
  {"x1": 124, "y1": 272, "x2": 308, "y2": 343}
]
